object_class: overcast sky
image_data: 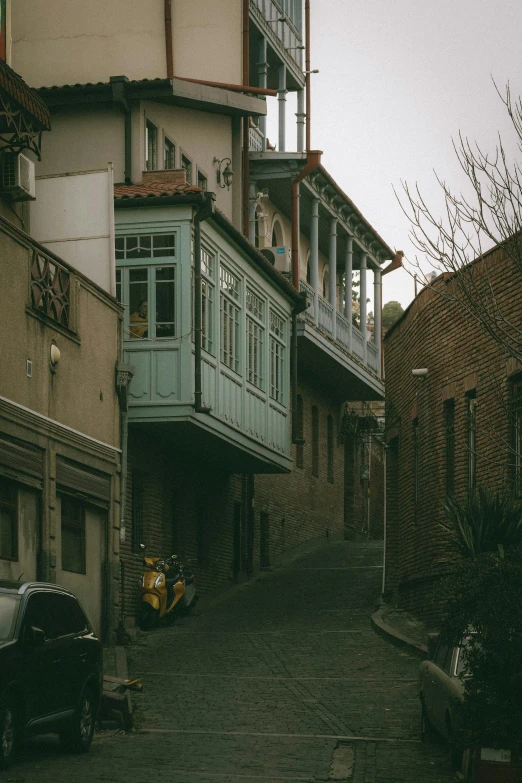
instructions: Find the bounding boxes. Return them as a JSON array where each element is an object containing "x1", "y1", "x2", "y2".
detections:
[{"x1": 295, "y1": 0, "x2": 522, "y2": 309}]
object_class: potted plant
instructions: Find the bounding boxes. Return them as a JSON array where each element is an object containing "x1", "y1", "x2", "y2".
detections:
[{"x1": 437, "y1": 489, "x2": 522, "y2": 782}]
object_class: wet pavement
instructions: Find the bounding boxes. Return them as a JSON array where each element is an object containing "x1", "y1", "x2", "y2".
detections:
[{"x1": 12, "y1": 540, "x2": 455, "y2": 782}]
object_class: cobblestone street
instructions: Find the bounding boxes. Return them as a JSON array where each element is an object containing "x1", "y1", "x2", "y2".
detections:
[{"x1": 13, "y1": 541, "x2": 456, "y2": 782}]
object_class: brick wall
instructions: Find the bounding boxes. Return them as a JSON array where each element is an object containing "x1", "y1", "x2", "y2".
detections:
[{"x1": 384, "y1": 246, "x2": 522, "y2": 623}]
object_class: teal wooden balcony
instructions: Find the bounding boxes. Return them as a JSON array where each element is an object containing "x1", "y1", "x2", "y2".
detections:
[{"x1": 115, "y1": 204, "x2": 296, "y2": 473}]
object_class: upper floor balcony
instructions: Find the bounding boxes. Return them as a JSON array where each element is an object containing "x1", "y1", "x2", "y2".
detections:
[
  {"x1": 115, "y1": 187, "x2": 303, "y2": 474},
  {"x1": 250, "y1": 0, "x2": 304, "y2": 80}
]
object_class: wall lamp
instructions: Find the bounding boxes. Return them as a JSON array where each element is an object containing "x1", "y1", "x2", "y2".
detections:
[
  {"x1": 266, "y1": 17, "x2": 286, "y2": 24},
  {"x1": 412, "y1": 368, "x2": 428, "y2": 379},
  {"x1": 213, "y1": 157, "x2": 234, "y2": 190},
  {"x1": 304, "y1": 69, "x2": 319, "y2": 75}
]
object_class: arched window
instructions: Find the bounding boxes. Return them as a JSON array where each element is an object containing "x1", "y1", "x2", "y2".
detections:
[
  {"x1": 296, "y1": 395, "x2": 304, "y2": 468},
  {"x1": 322, "y1": 268, "x2": 329, "y2": 299},
  {"x1": 271, "y1": 218, "x2": 284, "y2": 248},
  {"x1": 312, "y1": 406, "x2": 319, "y2": 477},
  {"x1": 327, "y1": 414, "x2": 334, "y2": 483}
]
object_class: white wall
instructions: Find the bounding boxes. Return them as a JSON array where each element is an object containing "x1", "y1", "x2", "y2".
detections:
[{"x1": 30, "y1": 169, "x2": 115, "y2": 296}]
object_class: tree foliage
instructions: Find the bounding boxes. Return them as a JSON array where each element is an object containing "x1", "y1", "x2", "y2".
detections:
[{"x1": 381, "y1": 300, "x2": 404, "y2": 330}]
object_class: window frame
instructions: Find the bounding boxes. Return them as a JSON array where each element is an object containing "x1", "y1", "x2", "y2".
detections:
[
  {"x1": 246, "y1": 288, "x2": 265, "y2": 391},
  {"x1": 269, "y1": 308, "x2": 285, "y2": 405},
  {"x1": 0, "y1": 478, "x2": 18, "y2": 561},
  {"x1": 327, "y1": 414, "x2": 334, "y2": 483},
  {"x1": 219, "y1": 264, "x2": 241, "y2": 375},
  {"x1": 164, "y1": 135, "x2": 176, "y2": 170},
  {"x1": 60, "y1": 495, "x2": 86, "y2": 575},
  {"x1": 201, "y1": 245, "x2": 216, "y2": 356},
  {"x1": 180, "y1": 150, "x2": 193, "y2": 185},
  {"x1": 197, "y1": 168, "x2": 208, "y2": 191},
  {"x1": 145, "y1": 119, "x2": 158, "y2": 171}
]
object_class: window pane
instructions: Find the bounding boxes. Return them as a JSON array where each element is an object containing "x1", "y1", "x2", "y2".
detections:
[
  {"x1": 164, "y1": 137, "x2": 175, "y2": 170},
  {"x1": 202, "y1": 279, "x2": 214, "y2": 354},
  {"x1": 115, "y1": 269, "x2": 122, "y2": 303},
  {"x1": 0, "y1": 478, "x2": 17, "y2": 560},
  {"x1": 129, "y1": 268, "x2": 148, "y2": 339},
  {"x1": 61, "y1": 497, "x2": 86, "y2": 574},
  {"x1": 181, "y1": 154, "x2": 192, "y2": 184},
  {"x1": 126, "y1": 235, "x2": 151, "y2": 259},
  {"x1": 115, "y1": 237, "x2": 125, "y2": 260},
  {"x1": 23, "y1": 593, "x2": 54, "y2": 639},
  {"x1": 0, "y1": 595, "x2": 18, "y2": 641},
  {"x1": 155, "y1": 266, "x2": 175, "y2": 338},
  {"x1": 197, "y1": 170, "x2": 207, "y2": 190},
  {"x1": 146, "y1": 120, "x2": 158, "y2": 171},
  {"x1": 48, "y1": 594, "x2": 88, "y2": 636},
  {"x1": 153, "y1": 234, "x2": 176, "y2": 258}
]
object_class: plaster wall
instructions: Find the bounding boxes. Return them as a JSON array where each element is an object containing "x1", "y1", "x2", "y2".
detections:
[
  {"x1": 139, "y1": 102, "x2": 234, "y2": 219},
  {"x1": 171, "y1": 0, "x2": 242, "y2": 85},
  {"x1": 36, "y1": 107, "x2": 125, "y2": 183},
  {"x1": 12, "y1": 0, "x2": 166, "y2": 87},
  {"x1": 0, "y1": 228, "x2": 121, "y2": 448}
]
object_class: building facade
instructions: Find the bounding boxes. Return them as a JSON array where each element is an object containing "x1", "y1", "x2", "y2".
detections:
[{"x1": 383, "y1": 246, "x2": 522, "y2": 622}]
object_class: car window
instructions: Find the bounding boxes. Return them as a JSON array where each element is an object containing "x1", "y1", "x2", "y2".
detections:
[
  {"x1": 22, "y1": 593, "x2": 55, "y2": 639},
  {"x1": 433, "y1": 641, "x2": 451, "y2": 673},
  {"x1": 46, "y1": 593, "x2": 89, "y2": 637},
  {"x1": 0, "y1": 594, "x2": 19, "y2": 640},
  {"x1": 455, "y1": 633, "x2": 477, "y2": 676}
]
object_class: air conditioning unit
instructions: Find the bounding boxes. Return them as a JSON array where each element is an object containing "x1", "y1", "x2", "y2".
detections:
[
  {"x1": 260, "y1": 246, "x2": 291, "y2": 276},
  {"x1": 1, "y1": 153, "x2": 36, "y2": 201}
]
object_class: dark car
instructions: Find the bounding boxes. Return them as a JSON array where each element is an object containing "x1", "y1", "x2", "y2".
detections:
[{"x1": 0, "y1": 580, "x2": 103, "y2": 768}]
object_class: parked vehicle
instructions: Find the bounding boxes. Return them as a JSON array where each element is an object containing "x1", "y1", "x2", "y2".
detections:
[
  {"x1": 138, "y1": 544, "x2": 197, "y2": 630},
  {"x1": 419, "y1": 633, "x2": 474, "y2": 769},
  {"x1": 0, "y1": 580, "x2": 103, "y2": 768}
]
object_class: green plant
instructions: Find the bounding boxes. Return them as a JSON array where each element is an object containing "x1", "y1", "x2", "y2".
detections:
[
  {"x1": 439, "y1": 488, "x2": 522, "y2": 560},
  {"x1": 439, "y1": 544, "x2": 522, "y2": 754}
]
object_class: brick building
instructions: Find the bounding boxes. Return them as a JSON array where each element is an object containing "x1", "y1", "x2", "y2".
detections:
[{"x1": 383, "y1": 244, "x2": 522, "y2": 622}]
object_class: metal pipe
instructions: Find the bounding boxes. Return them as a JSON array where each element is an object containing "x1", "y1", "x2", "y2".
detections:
[
  {"x1": 291, "y1": 150, "x2": 322, "y2": 290},
  {"x1": 278, "y1": 65, "x2": 286, "y2": 152},
  {"x1": 291, "y1": 310, "x2": 300, "y2": 444},
  {"x1": 381, "y1": 443, "x2": 387, "y2": 598},
  {"x1": 110, "y1": 77, "x2": 132, "y2": 183},
  {"x1": 164, "y1": 0, "x2": 174, "y2": 77},
  {"x1": 242, "y1": 0, "x2": 250, "y2": 237},
  {"x1": 194, "y1": 195, "x2": 215, "y2": 413},
  {"x1": 305, "y1": 0, "x2": 311, "y2": 151},
  {"x1": 345, "y1": 236, "x2": 353, "y2": 353}
]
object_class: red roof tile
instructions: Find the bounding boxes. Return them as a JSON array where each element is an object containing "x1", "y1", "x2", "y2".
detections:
[{"x1": 114, "y1": 181, "x2": 203, "y2": 200}]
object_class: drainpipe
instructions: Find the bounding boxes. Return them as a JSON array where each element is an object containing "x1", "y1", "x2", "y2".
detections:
[
  {"x1": 305, "y1": 0, "x2": 311, "y2": 151},
  {"x1": 164, "y1": 0, "x2": 174, "y2": 77},
  {"x1": 194, "y1": 194, "x2": 216, "y2": 413},
  {"x1": 242, "y1": 0, "x2": 250, "y2": 237},
  {"x1": 291, "y1": 151, "x2": 322, "y2": 290},
  {"x1": 381, "y1": 443, "x2": 387, "y2": 599},
  {"x1": 110, "y1": 76, "x2": 131, "y2": 184}
]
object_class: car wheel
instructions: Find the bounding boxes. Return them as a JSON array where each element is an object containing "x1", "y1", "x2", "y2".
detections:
[
  {"x1": 420, "y1": 700, "x2": 434, "y2": 742},
  {"x1": 60, "y1": 688, "x2": 95, "y2": 754},
  {"x1": 0, "y1": 700, "x2": 16, "y2": 769},
  {"x1": 139, "y1": 603, "x2": 157, "y2": 631}
]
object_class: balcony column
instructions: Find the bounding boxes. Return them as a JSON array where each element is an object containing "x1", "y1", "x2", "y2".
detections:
[
  {"x1": 278, "y1": 65, "x2": 287, "y2": 152},
  {"x1": 258, "y1": 37, "x2": 268, "y2": 151},
  {"x1": 373, "y1": 265, "x2": 382, "y2": 377},
  {"x1": 249, "y1": 181, "x2": 257, "y2": 246},
  {"x1": 344, "y1": 235, "x2": 353, "y2": 354},
  {"x1": 329, "y1": 218, "x2": 338, "y2": 341},
  {"x1": 360, "y1": 253, "x2": 368, "y2": 365},
  {"x1": 310, "y1": 197, "x2": 320, "y2": 326},
  {"x1": 296, "y1": 89, "x2": 305, "y2": 152}
]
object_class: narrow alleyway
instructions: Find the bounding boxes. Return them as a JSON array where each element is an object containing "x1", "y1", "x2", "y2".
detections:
[{"x1": 14, "y1": 541, "x2": 455, "y2": 782}]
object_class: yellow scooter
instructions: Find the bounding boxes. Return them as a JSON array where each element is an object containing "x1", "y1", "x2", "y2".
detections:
[{"x1": 138, "y1": 544, "x2": 197, "y2": 630}]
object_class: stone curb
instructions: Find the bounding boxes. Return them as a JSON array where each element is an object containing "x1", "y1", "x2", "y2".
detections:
[{"x1": 371, "y1": 607, "x2": 428, "y2": 659}]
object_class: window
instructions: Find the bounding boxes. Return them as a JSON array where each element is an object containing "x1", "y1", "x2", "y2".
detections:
[
  {"x1": 131, "y1": 472, "x2": 144, "y2": 553},
  {"x1": 246, "y1": 289, "x2": 264, "y2": 389},
  {"x1": 197, "y1": 169, "x2": 208, "y2": 191},
  {"x1": 23, "y1": 592, "x2": 87, "y2": 640},
  {"x1": 181, "y1": 153, "x2": 192, "y2": 184},
  {"x1": 413, "y1": 418, "x2": 419, "y2": 524},
  {"x1": 466, "y1": 391, "x2": 477, "y2": 492},
  {"x1": 115, "y1": 268, "x2": 122, "y2": 303},
  {"x1": 61, "y1": 496, "x2": 86, "y2": 574},
  {"x1": 31, "y1": 250, "x2": 71, "y2": 329},
  {"x1": 327, "y1": 414, "x2": 334, "y2": 483},
  {"x1": 128, "y1": 268, "x2": 149, "y2": 339},
  {"x1": 201, "y1": 247, "x2": 215, "y2": 355},
  {"x1": 0, "y1": 478, "x2": 17, "y2": 561},
  {"x1": 146, "y1": 120, "x2": 158, "y2": 171},
  {"x1": 444, "y1": 399, "x2": 455, "y2": 496},
  {"x1": 155, "y1": 267, "x2": 175, "y2": 338},
  {"x1": 312, "y1": 405, "x2": 319, "y2": 477},
  {"x1": 164, "y1": 137, "x2": 176, "y2": 170},
  {"x1": 512, "y1": 378, "x2": 522, "y2": 497},
  {"x1": 115, "y1": 233, "x2": 176, "y2": 260},
  {"x1": 220, "y1": 265, "x2": 240, "y2": 373},
  {"x1": 296, "y1": 395, "x2": 304, "y2": 468},
  {"x1": 269, "y1": 310, "x2": 285, "y2": 403}
]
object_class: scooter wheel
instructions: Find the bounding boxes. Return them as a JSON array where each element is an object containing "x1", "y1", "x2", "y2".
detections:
[{"x1": 139, "y1": 603, "x2": 157, "y2": 631}]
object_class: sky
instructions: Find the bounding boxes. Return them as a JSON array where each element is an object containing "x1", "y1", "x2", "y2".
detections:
[{"x1": 278, "y1": 0, "x2": 522, "y2": 309}]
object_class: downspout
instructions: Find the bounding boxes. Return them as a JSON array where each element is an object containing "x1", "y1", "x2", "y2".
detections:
[
  {"x1": 305, "y1": 0, "x2": 311, "y2": 151},
  {"x1": 164, "y1": 0, "x2": 174, "y2": 77},
  {"x1": 194, "y1": 194, "x2": 216, "y2": 413},
  {"x1": 242, "y1": 0, "x2": 250, "y2": 237},
  {"x1": 381, "y1": 443, "x2": 387, "y2": 599},
  {"x1": 290, "y1": 150, "x2": 322, "y2": 443},
  {"x1": 110, "y1": 76, "x2": 132, "y2": 184}
]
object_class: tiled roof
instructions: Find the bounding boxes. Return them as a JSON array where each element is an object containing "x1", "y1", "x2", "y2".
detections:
[
  {"x1": 0, "y1": 59, "x2": 51, "y2": 129},
  {"x1": 114, "y1": 182, "x2": 203, "y2": 200}
]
